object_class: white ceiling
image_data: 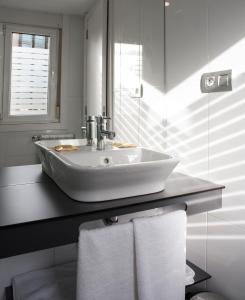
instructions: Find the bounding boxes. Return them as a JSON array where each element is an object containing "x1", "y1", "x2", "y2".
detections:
[{"x1": 0, "y1": 0, "x2": 96, "y2": 15}]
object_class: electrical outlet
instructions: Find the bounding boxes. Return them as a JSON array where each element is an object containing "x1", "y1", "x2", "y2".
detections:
[
  {"x1": 201, "y1": 70, "x2": 232, "y2": 93},
  {"x1": 130, "y1": 84, "x2": 143, "y2": 98}
]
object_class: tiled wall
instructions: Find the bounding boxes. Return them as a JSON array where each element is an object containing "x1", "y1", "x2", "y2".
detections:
[
  {"x1": 113, "y1": 0, "x2": 245, "y2": 299},
  {"x1": 166, "y1": 0, "x2": 245, "y2": 299}
]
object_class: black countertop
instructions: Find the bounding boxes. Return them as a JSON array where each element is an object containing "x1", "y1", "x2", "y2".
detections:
[
  {"x1": 0, "y1": 164, "x2": 224, "y2": 258},
  {"x1": 0, "y1": 164, "x2": 224, "y2": 228}
]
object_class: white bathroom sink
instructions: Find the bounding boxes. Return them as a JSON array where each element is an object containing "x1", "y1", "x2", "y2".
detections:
[{"x1": 35, "y1": 139, "x2": 179, "y2": 202}]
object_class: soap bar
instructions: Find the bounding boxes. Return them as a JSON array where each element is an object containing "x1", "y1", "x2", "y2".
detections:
[
  {"x1": 112, "y1": 142, "x2": 137, "y2": 148},
  {"x1": 54, "y1": 145, "x2": 79, "y2": 152}
]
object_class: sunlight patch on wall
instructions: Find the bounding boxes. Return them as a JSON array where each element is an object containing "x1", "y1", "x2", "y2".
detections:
[
  {"x1": 113, "y1": 42, "x2": 165, "y2": 151},
  {"x1": 187, "y1": 235, "x2": 245, "y2": 240},
  {"x1": 113, "y1": 35, "x2": 245, "y2": 225}
]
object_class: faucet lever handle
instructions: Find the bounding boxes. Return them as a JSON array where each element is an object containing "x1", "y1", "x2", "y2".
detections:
[
  {"x1": 102, "y1": 116, "x2": 111, "y2": 128},
  {"x1": 107, "y1": 131, "x2": 116, "y2": 140},
  {"x1": 81, "y1": 126, "x2": 87, "y2": 139}
]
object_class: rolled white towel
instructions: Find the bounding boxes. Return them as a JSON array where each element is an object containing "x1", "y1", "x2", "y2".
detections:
[
  {"x1": 185, "y1": 264, "x2": 195, "y2": 286},
  {"x1": 12, "y1": 262, "x2": 76, "y2": 300}
]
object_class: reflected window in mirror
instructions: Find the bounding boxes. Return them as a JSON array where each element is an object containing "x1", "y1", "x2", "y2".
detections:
[{"x1": 0, "y1": 24, "x2": 60, "y2": 123}]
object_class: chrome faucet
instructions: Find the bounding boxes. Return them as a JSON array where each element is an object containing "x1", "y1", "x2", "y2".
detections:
[
  {"x1": 86, "y1": 115, "x2": 97, "y2": 146},
  {"x1": 96, "y1": 115, "x2": 115, "y2": 150}
]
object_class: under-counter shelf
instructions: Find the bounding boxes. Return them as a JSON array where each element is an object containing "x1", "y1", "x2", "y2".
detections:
[
  {"x1": 186, "y1": 261, "x2": 212, "y2": 300},
  {"x1": 5, "y1": 260, "x2": 211, "y2": 300}
]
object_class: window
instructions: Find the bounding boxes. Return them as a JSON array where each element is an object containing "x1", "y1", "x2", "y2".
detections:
[
  {"x1": 0, "y1": 24, "x2": 60, "y2": 123},
  {"x1": 10, "y1": 32, "x2": 50, "y2": 116}
]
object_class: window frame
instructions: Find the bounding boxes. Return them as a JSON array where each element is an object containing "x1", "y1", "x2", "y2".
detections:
[{"x1": 1, "y1": 24, "x2": 60, "y2": 124}]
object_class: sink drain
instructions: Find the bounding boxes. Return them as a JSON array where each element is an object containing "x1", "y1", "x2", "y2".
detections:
[
  {"x1": 104, "y1": 158, "x2": 110, "y2": 164},
  {"x1": 100, "y1": 156, "x2": 113, "y2": 166}
]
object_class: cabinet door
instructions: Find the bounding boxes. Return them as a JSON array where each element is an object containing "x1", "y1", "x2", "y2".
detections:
[
  {"x1": 84, "y1": 0, "x2": 108, "y2": 116},
  {"x1": 139, "y1": 0, "x2": 165, "y2": 150},
  {"x1": 112, "y1": 0, "x2": 141, "y2": 144},
  {"x1": 111, "y1": 0, "x2": 165, "y2": 147}
]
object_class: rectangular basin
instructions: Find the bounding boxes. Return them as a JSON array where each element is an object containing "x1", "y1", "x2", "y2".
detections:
[{"x1": 35, "y1": 139, "x2": 179, "y2": 202}]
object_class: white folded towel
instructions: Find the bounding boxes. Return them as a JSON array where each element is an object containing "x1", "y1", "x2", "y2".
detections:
[
  {"x1": 76, "y1": 222, "x2": 136, "y2": 300},
  {"x1": 133, "y1": 210, "x2": 186, "y2": 300},
  {"x1": 12, "y1": 262, "x2": 76, "y2": 300}
]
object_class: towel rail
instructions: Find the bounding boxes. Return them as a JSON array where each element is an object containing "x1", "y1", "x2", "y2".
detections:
[
  {"x1": 103, "y1": 216, "x2": 119, "y2": 225},
  {"x1": 103, "y1": 204, "x2": 187, "y2": 226}
]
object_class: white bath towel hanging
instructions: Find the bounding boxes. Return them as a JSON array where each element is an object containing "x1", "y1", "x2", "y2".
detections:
[
  {"x1": 133, "y1": 210, "x2": 186, "y2": 300},
  {"x1": 76, "y1": 222, "x2": 136, "y2": 300},
  {"x1": 12, "y1": 208, "x2": 188, "y2": 300}
]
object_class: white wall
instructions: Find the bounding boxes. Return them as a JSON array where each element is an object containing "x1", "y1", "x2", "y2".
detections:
[
  {"x1": 0, "y1": 8, "x2": 84, "y2": 166},
  {"x1": 166, "y1": 0, "x2": 245, "y2": 299},
  {"x1": 165, "y1": 0, "x2": 209, "y2": 283},
  {"x1": 113, "y1": 0, "x2": 245, "y2": 299}
]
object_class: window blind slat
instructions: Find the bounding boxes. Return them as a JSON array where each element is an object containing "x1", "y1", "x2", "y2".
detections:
[{"x1": 10, "y1": 36, "x2": 50, "y2": 116}]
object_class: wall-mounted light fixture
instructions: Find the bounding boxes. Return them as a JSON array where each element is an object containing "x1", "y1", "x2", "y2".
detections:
[{"x1": 165, "y1": 1, "x2": 170, "y2": 7}]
